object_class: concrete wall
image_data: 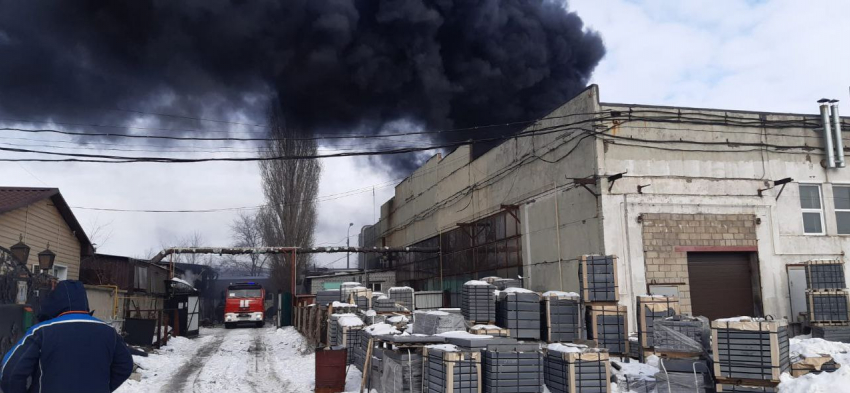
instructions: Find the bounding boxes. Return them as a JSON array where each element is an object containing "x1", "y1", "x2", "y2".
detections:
[
  {"x1": 376, "y1": 85, "x2": 605, "y2": 293},
  {"x1": 597, "y1": 102, "x2": 850, "y2": 325},
  {"x1": 0, "y1": 198, "x2": 82, "y2": 280}
]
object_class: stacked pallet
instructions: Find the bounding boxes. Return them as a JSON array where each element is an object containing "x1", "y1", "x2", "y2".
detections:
[
  {"x1": 413, "y1": 310, "x2": 467, "y2": 335},
  {"x1": 497, "y1": 289, "x2": 542, "y2": 340},
  {"x1": 635, "y1": 295, "x2": 679, "y2": 351},
  {"x1": 493, "y1": 278, "x2": 522, "y2": 290},
  {"x1": 652, "y1": 315, "x2": 710, "y2": 357},
  {"x1": 354, "y1": 323, "x2": 400, "y2": 372},
  {"x1": 803, "y1": 259, "x2": 850, "y2": 343},
  {"x1": 790, "y1": 353, "x2": 841, "y2": 377},
  {"x1": 316, "y1": 289, "x2": 340, "y2": 306},
  {"x1": 715, "y1": 386, "x2": 777, "y2": 392},
  {"x1": 340, "y1": 282, "x2": 363, "y2": 301},
  {"x1": 389, "y1": 286, "x2": 415, "y2": 311},
  {"x1": 483, "y1": 344, "x2": 544, "y2": 393},
  {"x1": 337, "y1": 314, "x2": 365, "y2": 365},
  {"x1": 327, "y1": 313, "x2": 357, "y2": 346},
  {"x1": 540, "y1": 291, "x2": 582, "y2": 343},
  {"x1": 586, "y1": 305, "x2": 629, "y2": 355},
  {"x1": 544, "y1": 343, "x2": 610, "y2": 393},
  {"x1": 711, "y1": 318, "x2": 790, "y2": 390},
  {"x1": 470, "y1": 324, "x2": 510, "y2": 337},
  {"x1": 423, "y1": 345, "x2": 482, "y2": 393},
  {"x1": 462, "y1": 280, "x2": 496, "y2": 324},
  {"x1": 382, "y1": 349, "x2": 424, "y2": 393},
  {"x1": 579, "y1": 255, "x2": 619, "y2": 303}
]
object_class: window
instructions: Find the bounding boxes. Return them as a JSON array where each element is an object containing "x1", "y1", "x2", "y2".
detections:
[
  {"x1": 799, "y1": 184, "x2": 824, "y2": 234},
  {"x1": 31, "y1": 264, "x2": 67, "y2": 280},
  {"x1": 369, "y1": 283, "x2": 382, "y2": 292},
  {"x1": 228, "y1": 289, "x2": 262, "y2": 298},
  {"x1": 834, "y1": 186, "x2": 850, "y2": 234},
  {"x1": 134, "y1": 265, "x2": 149, "y2": 291}
]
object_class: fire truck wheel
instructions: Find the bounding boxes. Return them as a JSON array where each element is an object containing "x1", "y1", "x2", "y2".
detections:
[
  {"x1": 256, "y1": 321, "x2": 265, "y2": 328},
  {"x1": 225, "y1": 322, "x2": 235, "y2": 329}
]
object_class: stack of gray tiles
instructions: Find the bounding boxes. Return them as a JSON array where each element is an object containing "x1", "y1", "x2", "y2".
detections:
[
  {"x1": 389, "y1": 287, "x2": 415, "y2": 311},
  {"x1": 805, "y1": 260, "x2": 846, "y2": 289},
  {"x1": 316, "y1": 289, "x2": 340, "y2": 306},
  {"x1": 424, "y1": 347, "x2": 480, "y2": 393},
  {"x1": 540, "y1": 293, "x2": 581, "y2": 343},
  {"x1": 497, "y1": 292, "x2": 541, "y2": 340},
  {"x1": 483, "y1": 344, "x2": 544, "y2": 393},
  {"x1": 579, "y1": 255, "x2": 618, "y2": 302},
  {"x1": 653, "y1": 316, "x2": 710, "y2": 353},
  {"x1": 712, "y1": 320, "x2": 790, "y2": 382},
  {"x1": 445, "y1": 336, "x2": 519, "y2": 352},
  {"x1": 382, "y1": 350, "x2": 423, "y2": 393},
  {"x1": 374, "y1": 297, "x2": 404, "y2": 313},
  {"x1": 462, "y1": 282, "x2": 496, "y2": 323},
  {"x1": 493, "y1": 278, "x2": 522, "y2": 290},
  {"x1": 807, "y1": 290, "x2": 849, "y2": 322},
  {"x1": 636, "y1": 295, "x2": 678, "y2": 349},
  {"x1": 812, "y1": 325, "x2": 850, "y2": 343},
  {"x1": 339, "y1": 325, "x2": 363, "y2": 366},
  {"x1": 543, "y1": 345, "x2": 609, "y2": 393},
  {"x1": 327, "y1": 314, "x2": 345, "y2": 346}
]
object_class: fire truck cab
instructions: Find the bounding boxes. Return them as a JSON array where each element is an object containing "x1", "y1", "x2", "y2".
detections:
[{"x1": 224, "y1": 282, "x2": 265, "y2": 329}]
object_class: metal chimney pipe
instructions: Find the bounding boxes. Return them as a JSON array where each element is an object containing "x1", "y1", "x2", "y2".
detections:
[
  {"x1": 819, "y1": 99, "x2": 836, "y2": 168},
  {"x1": 831, "y1": 100, "x2": 845, "y2": 168}
]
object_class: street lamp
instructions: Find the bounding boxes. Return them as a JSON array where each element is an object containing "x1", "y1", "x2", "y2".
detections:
[
  {"x1": 347, "y1": 223, "x2": 354, "y2": 269},
  {"x1": 38, "y1": 244, "x2": 56, "y2": 273},
  {"x1": 10, "y1": 235, "x2": 31, "y2": 265}
]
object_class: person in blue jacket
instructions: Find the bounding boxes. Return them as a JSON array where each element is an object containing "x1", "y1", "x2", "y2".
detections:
[{"x1": 1, "y1": 280, "x2": 133, "y2": 393}]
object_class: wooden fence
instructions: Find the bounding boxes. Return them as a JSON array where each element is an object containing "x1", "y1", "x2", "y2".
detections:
[{"x1": 294, "y1": 305, "x2": 329, "y2": 348}]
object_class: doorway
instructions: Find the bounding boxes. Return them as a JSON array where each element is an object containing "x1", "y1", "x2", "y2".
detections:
[{"x1": 687, "y1": 252, "x2": 760, "y2": 320}]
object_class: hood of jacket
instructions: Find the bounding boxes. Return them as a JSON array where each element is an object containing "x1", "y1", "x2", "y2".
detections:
[{"x1": 38, "y1": 280, "x2": 90, "y2": 320}]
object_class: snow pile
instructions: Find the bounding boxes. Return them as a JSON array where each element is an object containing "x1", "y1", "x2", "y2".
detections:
[
  {"x1": 542, "y1": 290, "x2": 580, "y2": 297},
  {"x1": 365, "y1": 323, "x2": 400, "y2": 336},
  {"x1": 547, "y1": 343, "x2": 587, "y2": 353},
  {"x1": 418, "y1": 310, "x2": 449, "y2": 316},
  {"x1": 715, "y1": 316, "x2": 766, "y2": 322},
  {"x1": 170, "y1": 277, "x2": 195, "y2": 288},
  {"x1": 436, "y1": 331, "x2": 492, "y2": 339},
  {"x1": 364, "y1": 310, "x2": 376, "y2": 317},
  {"x1": 116, "y1": 335, "x2": 214, "y2": 393},
  {"x1": 779, "y1": 337, "x2": 850, "y2": 393},
  {"x1": 610, "y1": 359, "x2": 660, "y2": 382},
  {"x1": 338, "y1": 315, "x2": 365, "y2": 327},
  {"x1": 471, "y1": 324, "x2": 501, "y2": 330},
  {"x1": 387, "y1": 315, "x2": 409, "y2": 324},
  {"x1": 502, "y1": 287, "x2": 534, "y2": 294},
  {"x1": 331, "y1": 301, "x2": 354, "y2": 308},
  {"x1": 464, "y1": 280, "x2": 490, "y2": 286}
]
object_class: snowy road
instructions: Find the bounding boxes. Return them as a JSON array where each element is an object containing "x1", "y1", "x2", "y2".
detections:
[{"x1": 117, "y1": 326, "x2": 321, "y2": 393}]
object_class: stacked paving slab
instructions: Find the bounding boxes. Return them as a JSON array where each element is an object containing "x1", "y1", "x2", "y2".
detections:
[
  {"x1": 462, "y1": 281, "x2": 497, "y2": 323},
  {"x1": 497, "y1": 290, "x2": 542, "y2": 340},
  {"x1": 544, "y1": 343, "x2": 610, "y2": 393},
  {"x1": 389, "y1": 286, "x2": 415, "y2": 311},
  {"x1": 803, "y1": 260, "x2": 850, "y2": 343},
  {"x1": 578, "y1": 255, "x2": 627, "y2": 356},
  {"x1": 711, "y1": 318, "x2": 790, "y2": 390},
  {"x1": 540, "y1": 292, "x2": 582, "y2": 343},
  {"x1": 493, "y1": 278, "x2": 522, "y2": 290},
  {"x1": 423, "y1": 345, "x2": 482, "y2": 393},
  {"x1": 316, "y1": 289, "x2": 340, "y2": 306},
  {"x1": 652, "y1": 315, "x2": 710, "y2": 355},
  {"x1": 382, "y1": 350, "x2": 424, "y2": 393},
  {"x1": 579, "y1": 255, "x2": 619, "y2": 303},
  {"x1": 336, "y1": 314, "x2": 365, "y2": 366},
  {"x1": 585, "y1": 304, "x2": 628, "y2": 355},
  {"x1": 483, "y1": 344, "x2": 545, "y2": 393},
  {"x1": 635, "y1": 295, "x2": 679, "y2": 351},
  {"x1": 413, "y1": 310, "x2": 467, "y2": 335}
]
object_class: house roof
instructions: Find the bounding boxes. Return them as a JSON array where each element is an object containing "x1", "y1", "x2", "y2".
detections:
[{"x1": 0, "y1": 187, "x2": 94, "y2": 256}]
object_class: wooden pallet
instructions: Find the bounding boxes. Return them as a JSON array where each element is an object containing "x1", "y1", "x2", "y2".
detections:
[
  {"x1": 469, "y1": 326, "x2": 510, "y2": 337},
  {"x1": 654, "y1": 350, "x2": 702, "y2": 359},
  {"x1": 715, "y1": 377, "x2": 779, "y2": 388}
]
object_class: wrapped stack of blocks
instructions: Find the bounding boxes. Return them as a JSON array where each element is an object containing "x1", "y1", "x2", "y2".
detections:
[
  {"x1": 389, "y1": 286, "x2": 415, "y2": 311},
  {"x1": 804, "y1": 259, "x2": 850, "y2": 343},
  {"x1": 711, "y1": 318, "x2": 790, "y2": 391},
  {"x1": 540, "y1": 291, "x2": 581, "y2": 343},
  {"x1": 423, "y1": 345, "x2": 481, "y2": 393},
  {"x1": 496, "y1": 288, "x2": 542, "y2": 340},
  {"x1": 462, "y1": 280, "x2": 496, "y2": 324},
  {"x1": 544, "y1": 343, "x2": 610, "y2": 393}
]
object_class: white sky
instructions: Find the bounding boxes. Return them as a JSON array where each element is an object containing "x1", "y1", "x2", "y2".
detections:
[{"x1": 1, "y1": 0, "x2": 848, "y2": 268}]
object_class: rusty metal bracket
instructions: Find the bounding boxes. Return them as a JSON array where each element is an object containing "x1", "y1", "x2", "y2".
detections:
[
  {"x1": 606, "y1": 172, "x2": 626, "y2": 192},
  {"x1": 569, "y1": 176, "x2": 599, "y2": 198},
  {"x1": 637, "y1": 184, "x2": 651, "y2": 194}
]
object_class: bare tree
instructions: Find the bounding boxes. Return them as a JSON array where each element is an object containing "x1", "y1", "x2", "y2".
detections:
[
  {"x1": 227, "y1": 211, "x2": 268, "y2": 276},
  {"x1": 258, "y1": 103, "x2": 321, "y2": 293},
  {"x1": 85, "y1": 215, "x2": 114, "y2": 252}
]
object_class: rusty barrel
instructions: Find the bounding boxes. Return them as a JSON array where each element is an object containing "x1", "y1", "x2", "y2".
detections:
[{"x1": 315, "y1": 348, "x2": 347, "y2": 393}]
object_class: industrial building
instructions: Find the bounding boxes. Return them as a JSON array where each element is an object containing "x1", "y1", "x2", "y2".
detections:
[{"x1": 362, "y1": 84, "x2": 850, "y2": 329}]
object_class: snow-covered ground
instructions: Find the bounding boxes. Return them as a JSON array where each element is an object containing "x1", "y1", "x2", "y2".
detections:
[
  {"x1": 117, "y1": 328, "x2": 850, "y2": 393},
  {"x1": 116, "y1": 326, "x2": 320, "y2": 393}
]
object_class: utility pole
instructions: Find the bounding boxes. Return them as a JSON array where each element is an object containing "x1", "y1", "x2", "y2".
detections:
[{"x1": 346, "y1": 222, "x2": 354, "y2": 269}]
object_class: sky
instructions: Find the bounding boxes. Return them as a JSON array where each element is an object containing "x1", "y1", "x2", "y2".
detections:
[{"x1": 1, "y1": 0, "x2": 849, "y2": 269}]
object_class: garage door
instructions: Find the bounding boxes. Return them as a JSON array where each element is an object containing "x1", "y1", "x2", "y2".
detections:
[{"x1": 687, "y1": 252, "x2": 755, "y2": 321}]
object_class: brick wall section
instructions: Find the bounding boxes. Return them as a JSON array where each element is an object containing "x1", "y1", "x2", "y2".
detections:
[{"x1": 640, "y1": 213, "x2": 757, "y2": 315}]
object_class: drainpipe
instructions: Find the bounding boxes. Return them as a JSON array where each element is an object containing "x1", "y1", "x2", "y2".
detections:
[
  {"x1": 819, "y1": 99, "x2": 836, "y2": 168},
  {"x1": 831, "y1": 100, "x2": 845, "y2": 168}
]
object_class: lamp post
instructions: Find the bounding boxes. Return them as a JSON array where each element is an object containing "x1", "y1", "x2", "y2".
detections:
[
  {"x1": 346, "y1": 222, "x2": 354, "y2": 269},
  {"x1": 10, "y1": 235, "x2": 31, "y2": 265},
  {"x1": 38, "y1": 245, "x2": 56, "y2": 274}
]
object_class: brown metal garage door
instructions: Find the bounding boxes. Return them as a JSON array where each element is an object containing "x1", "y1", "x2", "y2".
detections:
[{"x1": 687, "y1": 252, "x2": 755, "y2": 321}]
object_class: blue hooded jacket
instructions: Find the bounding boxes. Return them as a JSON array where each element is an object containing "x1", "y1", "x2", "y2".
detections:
[{"x1": 1, "y1": 280, "x2": 133, "y2": 393}]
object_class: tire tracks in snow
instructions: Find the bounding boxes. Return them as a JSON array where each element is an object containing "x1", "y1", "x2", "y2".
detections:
[{"x1": 164, "y1": 333, "x2": 227, "y2": 393}]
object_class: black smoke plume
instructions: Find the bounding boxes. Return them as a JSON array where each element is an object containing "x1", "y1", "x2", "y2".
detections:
[{"x1": 0, "y1": 0, "x2": 605, "y2": 171}]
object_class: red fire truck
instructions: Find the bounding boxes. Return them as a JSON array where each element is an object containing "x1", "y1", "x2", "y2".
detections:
[{"x1": 224, "y1": 282, "x2": 265, "y2": 329}]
